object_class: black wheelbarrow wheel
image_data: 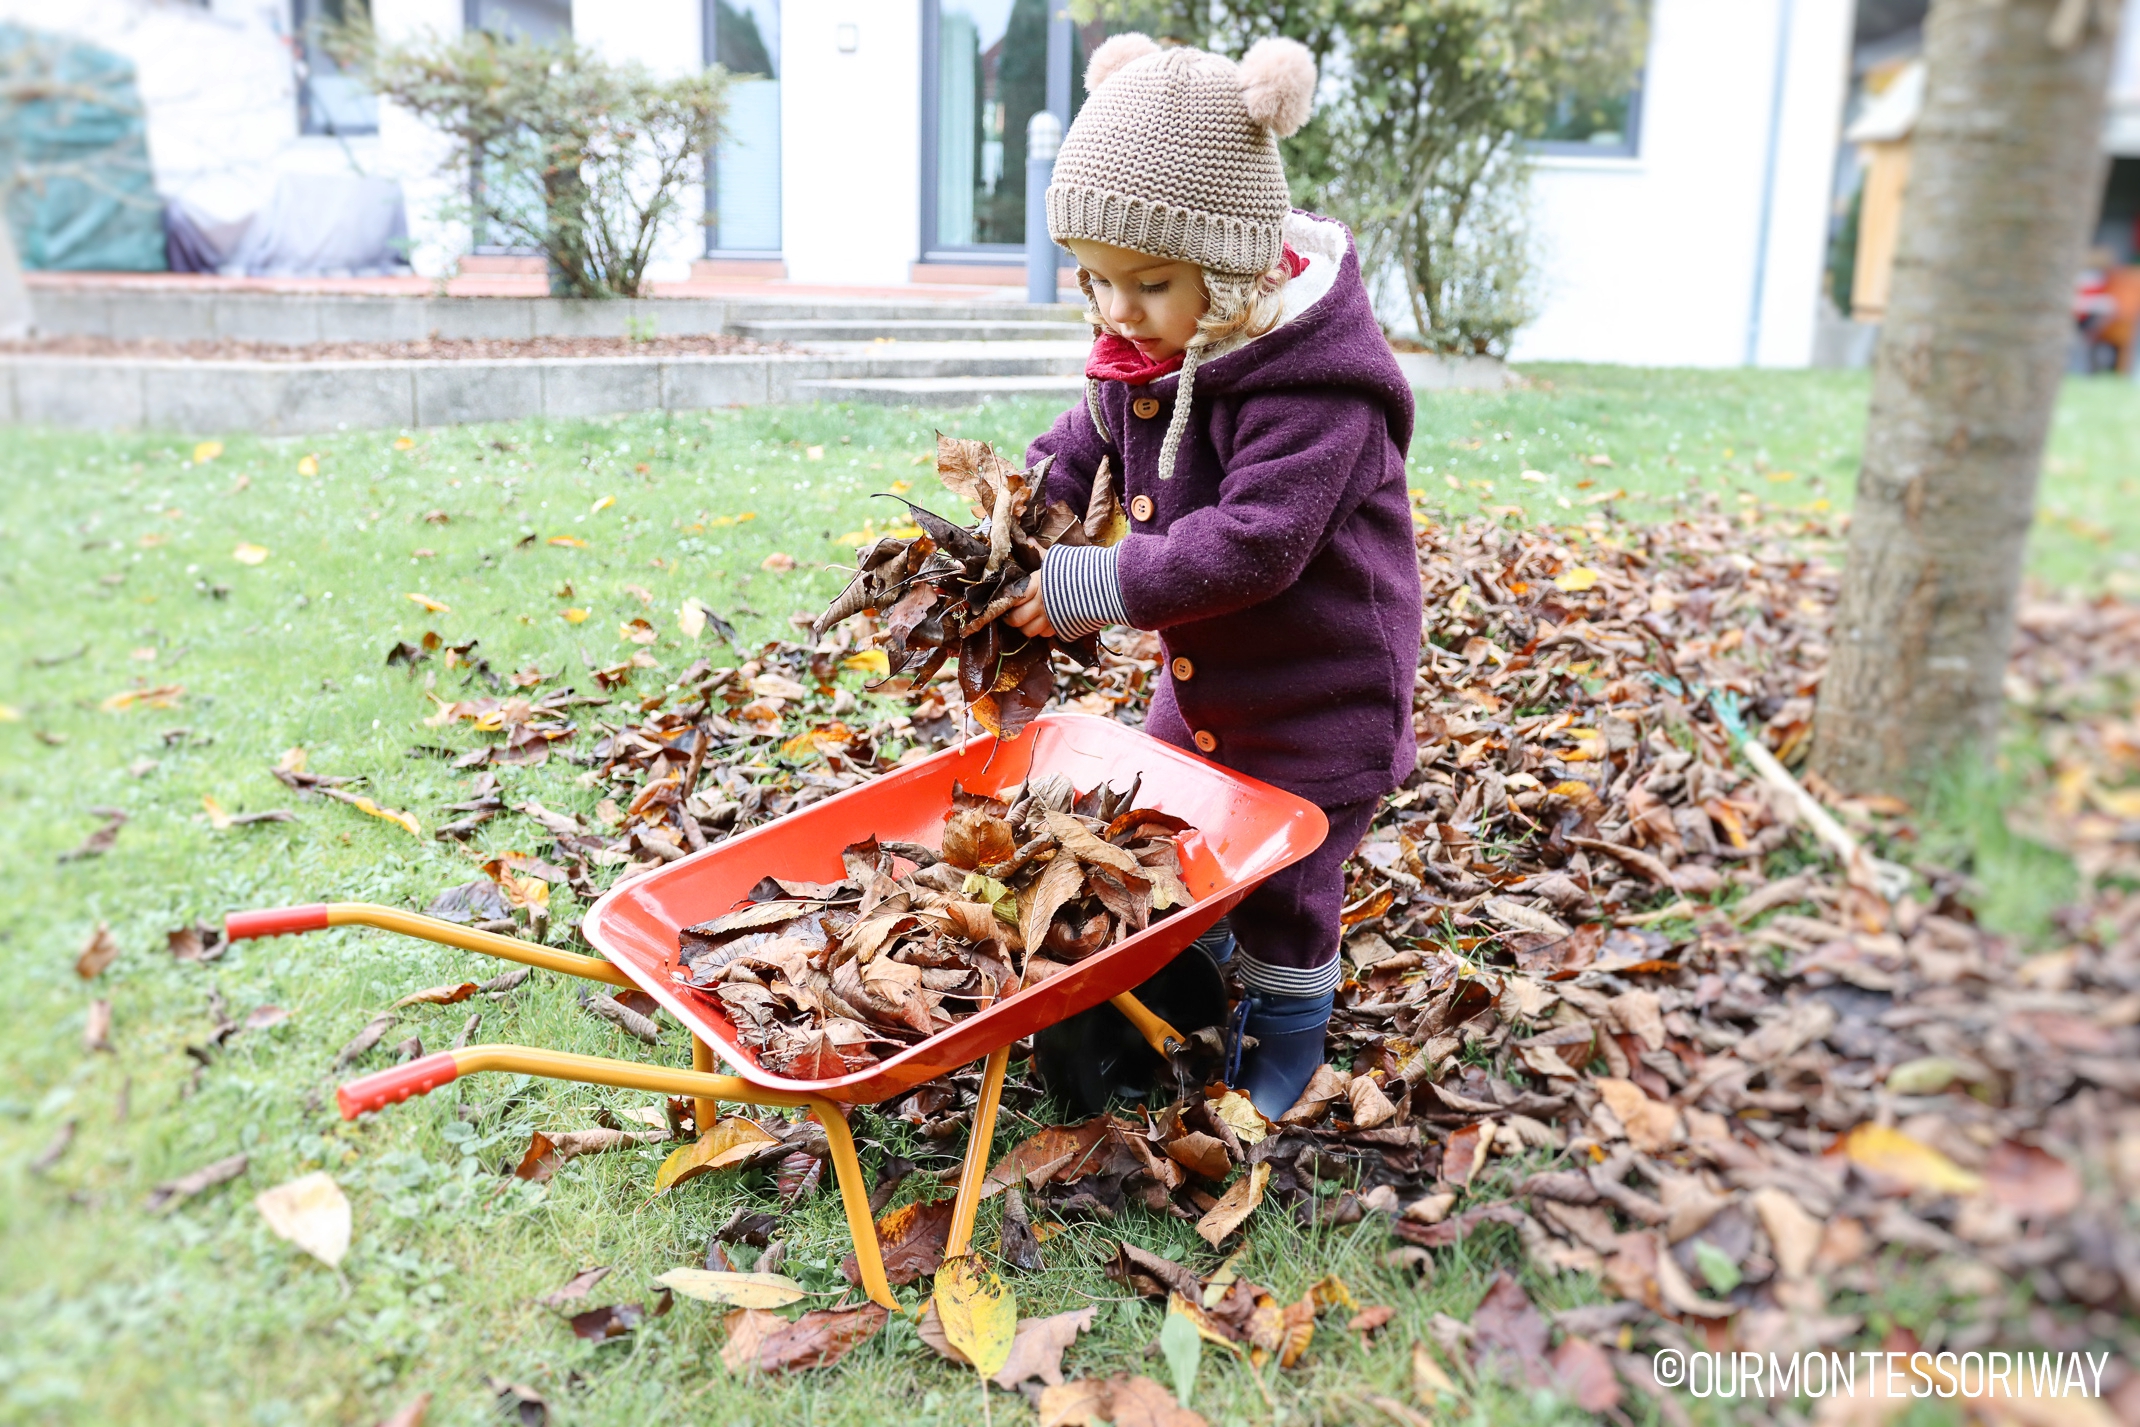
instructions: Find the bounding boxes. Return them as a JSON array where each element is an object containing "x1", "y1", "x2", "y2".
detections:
[{"x1": 1031, "y1": 935, "x2": 1230, "y2": 1117}]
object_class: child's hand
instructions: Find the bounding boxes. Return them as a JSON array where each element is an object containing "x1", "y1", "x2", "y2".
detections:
[{"x1": 1004, "y1": 574, "x2": 1055, "y2": 639}]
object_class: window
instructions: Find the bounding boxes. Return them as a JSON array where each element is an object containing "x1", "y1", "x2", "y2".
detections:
[
  {"x1": 294, "y1": 0, "x2": 378, "y2": 136},
  {"x1": 464, "y1": 0, "x2": 570, "y2": 43},
  {"x1": 462, "y1": 0, "x2": 571, "y2": 253},
  {"x1": 1526, "y1": 6, "x2": 1650, "y2": 158},
  {"x1": 924, "y1": 0, "x2": 1073, "y2": 253},
  {"x1": 706, "y1": 0, "x2": 781, "y2": 254}
]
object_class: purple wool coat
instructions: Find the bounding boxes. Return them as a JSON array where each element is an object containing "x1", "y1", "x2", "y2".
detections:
[{"x1": 1028, "y1": 216, "x2": 1422, "y2": 808}]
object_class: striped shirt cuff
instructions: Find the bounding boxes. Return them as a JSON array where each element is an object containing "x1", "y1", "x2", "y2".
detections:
[
  {"x1": 1234, "y1": 951, "x2": 1345, "y2": 999},
  {"x1": 1041, "y1": 543, "x2": 1128, "y2": 641}
]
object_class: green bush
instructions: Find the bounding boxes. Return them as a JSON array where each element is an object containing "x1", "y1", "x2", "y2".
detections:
[{"x1": 336, "y1": 19, "x2": 727, "y2": 298}]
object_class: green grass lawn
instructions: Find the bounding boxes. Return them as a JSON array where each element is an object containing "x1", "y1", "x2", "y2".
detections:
[{"x1": 0, "y1": 367, "x2": 2133, "y2": 1427}]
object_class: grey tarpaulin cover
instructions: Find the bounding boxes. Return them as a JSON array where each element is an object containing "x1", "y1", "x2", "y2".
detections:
[
  {"x1": 0, "y1": 23, "x2": 165, "y2": 271},
  {"x1": 225, "y1": 172, "x2": 410, "y2": 278}
]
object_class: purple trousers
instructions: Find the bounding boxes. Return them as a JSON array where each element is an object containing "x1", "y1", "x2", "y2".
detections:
[{"x1": 1145, "y1": 698, "x2": 1381, "y2": 999}]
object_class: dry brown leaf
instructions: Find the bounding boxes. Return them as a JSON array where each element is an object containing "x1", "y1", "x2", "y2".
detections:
[
  {"x1": 76, "y1": 923, "x2": 121, "y2": 979},
  {"x1": 1195, "y1": 1161, "x2": 1269, "y2": 1247},
  {"x1": 1595, "y1": 1077, "x2": 1683, "y2": 1154}
]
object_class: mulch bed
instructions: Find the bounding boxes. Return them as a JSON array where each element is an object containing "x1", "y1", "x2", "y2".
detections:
[{"x1": 2, "y1": 333, "x2": 788, "y2": 363}]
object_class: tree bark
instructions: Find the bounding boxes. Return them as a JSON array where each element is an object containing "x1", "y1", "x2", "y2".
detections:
[{"x1": 1811, "y1": 0, "x2": 2117, "y2": 794}]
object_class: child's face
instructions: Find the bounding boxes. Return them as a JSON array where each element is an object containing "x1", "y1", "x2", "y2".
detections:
[{"x1": 1068, "y1": 240, "x2": 1208, "y2": 361}]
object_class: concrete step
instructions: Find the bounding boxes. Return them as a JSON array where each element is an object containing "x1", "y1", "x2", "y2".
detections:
[
  {"x1": 793, "y1": 374, "x2": 1087, "y2": 406},
  {"x1": 777, "y1": 340, "x2": 1086, "y2": 377},
  {"x1": 724, "y1": 298, "x2": 1084, "y2": 324},
  {"x1": 736, "y1": 317, "x2": 1089, "y2": 343}
]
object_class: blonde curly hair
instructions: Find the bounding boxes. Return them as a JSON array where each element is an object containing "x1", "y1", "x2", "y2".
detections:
[{"x1": 1075, "y1": 254, "x2": 1294, "y2": 355}]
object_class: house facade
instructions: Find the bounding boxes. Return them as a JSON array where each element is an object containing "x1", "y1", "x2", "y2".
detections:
[{"x1": 29, "y1": 0, "x2": 2102, "y2": 372}]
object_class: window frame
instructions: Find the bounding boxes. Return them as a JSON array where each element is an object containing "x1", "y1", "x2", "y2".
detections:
[
  {"x1": 292, "y1": 0, "x2": 380, "y2": 138},
  {"x1": 1526, "y1": 75, "x2": 1646, "y2": 161}
]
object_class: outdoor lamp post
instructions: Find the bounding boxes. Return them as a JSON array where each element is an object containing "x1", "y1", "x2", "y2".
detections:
[{"x1": 1025, "y1": 109, "x2": 1063, "y2": 306}]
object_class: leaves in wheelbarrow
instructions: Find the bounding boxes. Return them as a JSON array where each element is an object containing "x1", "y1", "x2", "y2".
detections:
[
  {"x1": 688, "y1": 784, "x2": 1195, "y2": 1079},
  {"x1": 652, "y1": 1117, "x2": 782, "y2": 1194},
  {"x1": 841, "y1": 1197, "x2": 955, "y2": 1287}
]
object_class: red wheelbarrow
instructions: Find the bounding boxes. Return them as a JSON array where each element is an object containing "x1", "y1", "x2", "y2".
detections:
[{"x1": 226, "y1": 714, "x2": 1325, "y2": 1310}]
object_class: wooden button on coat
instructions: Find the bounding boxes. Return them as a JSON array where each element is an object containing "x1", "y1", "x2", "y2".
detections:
[
  {"x1": 1193, "y1": 729, "x2": 1218, "y2": 753},
  {"x1": 1132, "y1": 396, "x2": 1161, "y2": 419},
  {"x1": 1170, "y1": 656, "x2": 1194, "y2": 681},
  {"x1": 1130, "y1": 494, "x2": 1154, "y2": 522}
]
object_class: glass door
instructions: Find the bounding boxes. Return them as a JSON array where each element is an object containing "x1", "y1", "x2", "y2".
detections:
[
  {"x1": 926, "y1": 0, "x2": 1052, "y2": 252},
  {"x1": 706, "y1": 0, "x2": 781, "y2": 254}
]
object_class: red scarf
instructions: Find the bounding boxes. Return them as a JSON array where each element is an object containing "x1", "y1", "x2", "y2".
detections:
[{"x1": 1084, "y1": 244, "x2": 1310, "y2": 384}]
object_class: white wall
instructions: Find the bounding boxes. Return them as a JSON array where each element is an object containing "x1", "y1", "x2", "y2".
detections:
[
  {"x1": 1511, "y1": 0, "x2": 1853, "y2": 367},
  {"x1": 778, "y1": 0, "x2": 921, "y2": 285}
]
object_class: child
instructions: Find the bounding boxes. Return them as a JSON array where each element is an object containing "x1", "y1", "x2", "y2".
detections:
[{"x1": 1003, "y1": 33, "x2": 1422, "y2": 1116}]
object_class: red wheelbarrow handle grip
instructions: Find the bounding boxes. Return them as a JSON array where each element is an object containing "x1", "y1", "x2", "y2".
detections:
[
  {"x1": 339, "y1": 1052, "x2": 461, "y2": 1119},
  {"x1": 226, "y1": 904, "x2": 332, "y2": 941}
]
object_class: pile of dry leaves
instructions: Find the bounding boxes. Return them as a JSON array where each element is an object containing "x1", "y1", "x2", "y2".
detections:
[
  {"x1": 271, "y1": 495, "x2": 2140, "y2": 1417},
  {"x1": 673, "y1": 777, "x2": 1193, "y2": 1077}
]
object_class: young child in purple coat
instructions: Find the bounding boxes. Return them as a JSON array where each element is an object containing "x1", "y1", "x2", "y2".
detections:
[{"x1": 1002, "y1": 33, "x2": 1423, "y2": 1116}]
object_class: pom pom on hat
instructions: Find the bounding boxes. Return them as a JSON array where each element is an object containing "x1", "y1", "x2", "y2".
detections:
[
  {"x1": 1237, "y1": 36, "x2": 1316, "y2": 137},
  {"x1": 1084, "y1": 32, "x2": 1159, "y2": 92}
]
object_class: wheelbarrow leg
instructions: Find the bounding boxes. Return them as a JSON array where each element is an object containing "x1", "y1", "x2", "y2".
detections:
[
  {"x1": 945, "y1": 1043, "x2": 1011, "y2": 1259},
  {"x1": 690, "y1": 1035, "x2": 719, "y2": 1137},
  {"x1": 335, "y1": 1045, "x2": 899, "y2": 1311}
]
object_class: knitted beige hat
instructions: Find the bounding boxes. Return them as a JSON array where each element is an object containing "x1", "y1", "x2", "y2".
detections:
[{"x1": 1046, "y1": 34, "x2": 1316, "y2": 277}]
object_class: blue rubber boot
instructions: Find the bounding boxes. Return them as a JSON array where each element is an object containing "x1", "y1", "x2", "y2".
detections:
[{"x1": 1233, "y1": 989, "x2": 1335, "y2": 1120}]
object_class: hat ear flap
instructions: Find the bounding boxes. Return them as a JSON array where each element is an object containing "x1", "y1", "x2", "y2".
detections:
[
  {"x1": 1084, "y1": 32, "x2": 1160, "y2": 91},
  {"x1": 1237, "y1": 36, "x2": 1316, "y2": 137}
]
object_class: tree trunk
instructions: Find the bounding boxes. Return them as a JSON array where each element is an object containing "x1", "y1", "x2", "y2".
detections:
[{"x1": 1811, "y1": 0, "x2": 2116, "y2": 794}]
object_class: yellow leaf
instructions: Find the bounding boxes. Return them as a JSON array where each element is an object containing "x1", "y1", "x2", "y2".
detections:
[
  {"x1": 406, "y1": 593, "x2": 450, "y2": 613},
  {"x1": 841, "y1": 649, "x2": 890, "y2": 678},
  {"x1": 889, "y1": 524, "x2": 923, "y2": 538},
  {"x1": 1841, "y1": 1123, "x2": 1983, "y2": 1195},
  {"x1": 1553, "y1": 566, "x2": 1601, "y2": 592},
  {"x1": 652, "y1": 1117, "x2": 780, "y2": 1194},
  {"x1": 253, "y1": 1172, "x2": 351, "y2": 1268},
  {"x1": 1766, "y1": 470, "x2": 1797, "y2": 482},
  {"x1": 296, "y1": 455, "x2": 318, "y2": 477},
  {"x1": 343, "y1": 796, "x2": 421, "y2": 838},
  {"x1": 591, "y1": 494, "x2": 615, "y2": 513},
  {"x1": 0, "y1": 703, "x2": 18, "y2": 722},
  {"x1": 890, "y1": 479, "x2": 912, "y2": 494},
  {"x1": 233, "y1": 543, "x2": 270, "y2": 566},
  {"x1": 655, "y1": 1269, "x2": 808, "y2": 1308},
  {"x1": 934, "y1": 1255, "x2": 1017, "y2": 1380},
  {"x1": 275, "y1": 747, "x2": 309, "y2": 775},
  {"x1": 191, "y1": 440, "x2": 223, "y2": 464},
  {"x1": 561, "y1": 607, "x2": 589, "y2": 624},
  {"x1": 1207, "y1": 1090, "x2": 1268, "y2": 1146},
  {"x1": 1308, "y1": 1275, "x2": 1356, "y2": 1312},
  {"x1": 549, "y1": 535, "x2": 588, "y2": 548},
  {"x1": 392, "y1": 436, "x2": 415, "y2": 450},
  {"x1": 679, "y1": 600, "x2": 708, "y2": 639},
  {"x1": 100, "y1": 684, "x2": 184, "y2": 712},
  {"x1": 1195, "y1": 1160, "x2": 1270, "y2": 1247},
  {"x1": 202, "y1": 794, "x2": 233, "y2": 830}
]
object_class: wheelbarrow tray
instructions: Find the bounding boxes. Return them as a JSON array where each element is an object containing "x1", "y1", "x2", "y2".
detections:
[{"x1": 583, "y1": 712, "x2": 1327, "y2": 1105}]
